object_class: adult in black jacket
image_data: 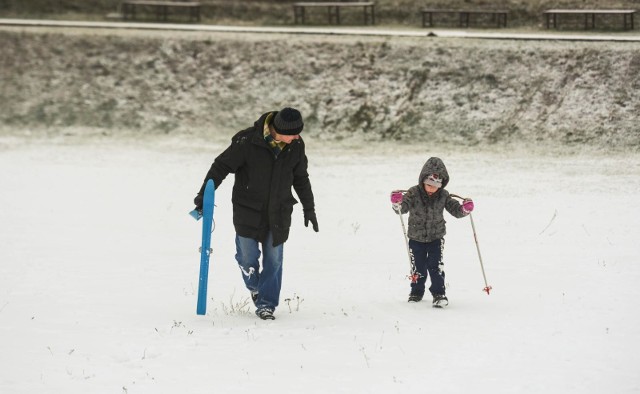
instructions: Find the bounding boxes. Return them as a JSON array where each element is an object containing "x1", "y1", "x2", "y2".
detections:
[{"x1": 194, "y1": 108, "x2": 318, "y2": 320}]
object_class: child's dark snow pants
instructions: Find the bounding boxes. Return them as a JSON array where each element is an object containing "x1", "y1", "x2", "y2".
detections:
[{"x1": 409, "y1": 238, "x2": 446, "y2": 296}]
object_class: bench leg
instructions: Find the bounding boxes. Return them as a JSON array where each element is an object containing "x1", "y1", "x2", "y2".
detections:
[
  {"x1": 460, "y1": 12, "x2": 469, "y2": 28},
  {"x1": 326, "y1": 6, "x2": 340, "y2": 25},
  {"x1": 124, "y1": 4, "x2": 137, "y2": 21},
  {"x1": 491, "y1": 13, "x2": 506, "y2": 28},
  {"x1": 189, "y1": 6, "x2": 200, "y2": 22},
  {"x1": 293, "y1": 6, "x2": 305, "y2": 24},
  {"x1": 365, "y1": 5, "x2": 375, "y2": 25},
  {"x1": 584, "y1": 13, "x2": 595, "y2": 29},
  {"x1": 623, "y1": 13, "x2": 633, "y2": 30}
]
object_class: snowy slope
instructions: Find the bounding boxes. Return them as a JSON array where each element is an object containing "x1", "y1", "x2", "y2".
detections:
[{"x1": 0, "y1": 136, "x2": 639, "y2": 393}]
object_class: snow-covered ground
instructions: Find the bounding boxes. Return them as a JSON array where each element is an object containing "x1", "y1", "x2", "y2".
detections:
[{"x1": 1, "y1": 135, "x2": 639, "y2": 393}]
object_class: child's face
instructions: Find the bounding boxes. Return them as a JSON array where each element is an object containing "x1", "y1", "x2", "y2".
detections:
[{"x1": 424, "y1": 183, "x2": 440, "y2": 195}]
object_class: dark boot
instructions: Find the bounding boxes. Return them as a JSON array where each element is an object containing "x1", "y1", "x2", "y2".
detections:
[
  {"x1": 408, "y1": 293, "x2": 424, "y2": 302},
  {"x1": 432, "y1": 294, "x2": 449, "y2": 308}
]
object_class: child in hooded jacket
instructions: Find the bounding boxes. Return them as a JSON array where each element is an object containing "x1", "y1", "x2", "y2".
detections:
[{"x1": 390, "y1": 157, "x2": 474, "y2": 308}]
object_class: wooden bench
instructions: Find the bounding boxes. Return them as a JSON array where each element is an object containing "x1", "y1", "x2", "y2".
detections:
[
  {"x1": 421, "y1": 9, "x2": 508, "y2": 28},
  {"x1": 293, "y1": 1, "x2": 376, "y2": 25},
  {"x1": 122, "y1": 1, "x2": 201, "y2": 22},
  {"x1": 543, "y1": 9, "x2": 636, "y2": 30}
]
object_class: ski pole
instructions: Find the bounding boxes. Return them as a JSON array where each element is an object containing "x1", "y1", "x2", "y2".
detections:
[
  {"x1": 392, "y1": 190, "x2": 419, "y2": 283},
  {"x1": 468, "y1": 212, "x2": 492, "y2": 295},
  {"x1": 451, "y1": 194, "x2": 492, "y2": 295},
  {"x1": 397, "y1": 209, "x2": 415, "y2": 278}
]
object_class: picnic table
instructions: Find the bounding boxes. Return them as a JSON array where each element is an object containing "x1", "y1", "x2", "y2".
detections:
[
  {"x1": 122, "y1": 1, "x2": 201, "y2": 22},
  {"x1": 421, "y1": 9, "x2": 508, "y2": 28},
  {"x1": 543, "y1": 9, "x2": 636, "y2": 30},
  {"x1": 293, "y1": 2, "x2": 376, "y2": 25}
]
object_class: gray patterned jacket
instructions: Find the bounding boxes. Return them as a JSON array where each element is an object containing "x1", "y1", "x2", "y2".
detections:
[{"x1": 399, "y1": 157, "x2": 468, "y2": 243}]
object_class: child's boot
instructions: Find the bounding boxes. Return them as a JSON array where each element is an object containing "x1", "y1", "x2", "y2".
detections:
[
  {"x1": 408, "y1": 293, "x2": 424, "y2": 302},
  {"x1": 432, "y1": 294, "x2": 448, "y2": 308}
]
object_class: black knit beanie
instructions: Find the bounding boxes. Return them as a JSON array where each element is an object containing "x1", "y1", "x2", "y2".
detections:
[{"x1": 273, "y1": 107, "x2": 304, "y2": 135}]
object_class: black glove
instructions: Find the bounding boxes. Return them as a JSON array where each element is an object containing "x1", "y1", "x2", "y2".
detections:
[
  {"x1": 194, "y1": 194, "x2": 203, "y2": 211},
  {"x1": 304, "y1": 209, "x2": 319, "y2": 232}
]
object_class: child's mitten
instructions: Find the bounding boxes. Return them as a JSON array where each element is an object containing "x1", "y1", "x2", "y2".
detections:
[
  {"x1": 462, "y1": 199, "x2": 474, "y2": 214},
  {"x1": 390, "y1": 191, "x2": 404, "y2": 204}
]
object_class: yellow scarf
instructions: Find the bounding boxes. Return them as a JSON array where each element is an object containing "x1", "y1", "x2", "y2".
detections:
[{"x1": 263, "y1": 112, "x2": 287, "y2": 154}]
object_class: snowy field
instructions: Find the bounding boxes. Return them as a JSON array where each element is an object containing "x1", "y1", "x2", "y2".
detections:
[{"x1": 1, "y1": 135, "x2": 639, "y2": 393}]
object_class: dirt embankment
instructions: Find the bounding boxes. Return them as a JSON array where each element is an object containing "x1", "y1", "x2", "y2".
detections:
[{"x1": 1, "y1": 27, "x2": 639, "y2": 148}]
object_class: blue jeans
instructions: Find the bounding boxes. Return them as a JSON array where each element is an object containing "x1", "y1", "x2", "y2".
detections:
[
  {"x1": 409, "y1": 238, "x2": 445, "y2": 296},
  {"x1": 235, "y1": 232, "x2": 283, "y2": 310}
]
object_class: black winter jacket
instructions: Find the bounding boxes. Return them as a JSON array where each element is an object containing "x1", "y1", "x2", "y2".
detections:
[{"x1": 195, "y1": 112, "x2": 315, "y2": 246}]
